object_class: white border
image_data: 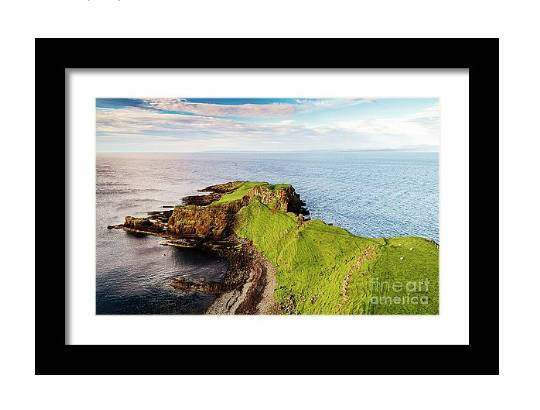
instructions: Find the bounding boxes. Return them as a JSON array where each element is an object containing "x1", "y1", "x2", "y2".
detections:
[{"x1": 67, "y1": 69, "x2": 469, "y2": 345}]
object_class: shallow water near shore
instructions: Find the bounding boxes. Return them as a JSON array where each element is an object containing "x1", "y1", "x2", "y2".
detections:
[{"x1": 96, "y1": 151, "x2": 438, "y2": 314}]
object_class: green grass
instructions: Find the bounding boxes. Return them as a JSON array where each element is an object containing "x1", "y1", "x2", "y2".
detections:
[
  {"x1": 234, "y1": 199, "x2": 439, "y2": 315},
  {"x1": 212, "y1": 181, "x2": 292, "y2": 205}
]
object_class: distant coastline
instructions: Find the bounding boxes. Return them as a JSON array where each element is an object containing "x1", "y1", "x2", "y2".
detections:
[{"x1": 97, "y1": 147, "x2": 439, "y2": 154}]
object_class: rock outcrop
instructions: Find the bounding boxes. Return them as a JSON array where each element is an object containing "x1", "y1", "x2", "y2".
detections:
[
  {"x1": 123, "y1": 215, "x2": 168, "y2": 234},
  {"x1": 110, "y1": 181, "x2": 305, "y2": 314},
  {"x1": 199, "y1": 181, "x2": 244, "y2": 193},
  {"x1": 182, "y1": 192, "x2": 222, "y2": 206},
  {"x1": 245, "y1": 184, "x2": 308, "y2": 215},
  {"x1": 167, "y1": 200, "x2": 247, "y2": 240}
]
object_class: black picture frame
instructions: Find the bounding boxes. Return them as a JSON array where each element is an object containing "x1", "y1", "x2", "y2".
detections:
[{"x1": 35, "y1": 38, "x2": 499, "y2": 375}]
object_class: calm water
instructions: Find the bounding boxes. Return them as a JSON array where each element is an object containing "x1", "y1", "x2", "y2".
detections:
[{"x1": 96, "y1": 151, "x2": 438, "y2": 314}]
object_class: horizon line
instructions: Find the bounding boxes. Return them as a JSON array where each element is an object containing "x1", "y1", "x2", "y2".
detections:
[{"x1": 96, "y1": 148, "x2": 439, "y2": 154}]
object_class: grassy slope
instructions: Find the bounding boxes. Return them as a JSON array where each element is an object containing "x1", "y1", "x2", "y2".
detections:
[
  {"x1": 212, "y1": 181, "x2": 291, "y2": 205},
  {"x1": 235, "y1": 199, "x2": 439, "y2": 315}
]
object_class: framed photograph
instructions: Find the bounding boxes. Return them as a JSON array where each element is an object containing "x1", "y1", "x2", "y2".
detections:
[{"x1": 35, "y1": 38, "x2": 499, "y2": 374}]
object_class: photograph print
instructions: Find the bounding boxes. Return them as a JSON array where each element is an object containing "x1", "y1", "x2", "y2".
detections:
[{"x1": 96, "y1": 97, "x2": 439, "y2": 315}]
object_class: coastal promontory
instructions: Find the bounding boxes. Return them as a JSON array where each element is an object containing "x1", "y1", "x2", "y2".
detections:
[{"x1": 109, "y1": 181, "x2": 439, "y2": 315}]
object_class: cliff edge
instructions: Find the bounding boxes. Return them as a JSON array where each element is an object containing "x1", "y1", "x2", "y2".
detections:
[{"x1": 110, "y1": 181, "x2": 439, "y2": 315}]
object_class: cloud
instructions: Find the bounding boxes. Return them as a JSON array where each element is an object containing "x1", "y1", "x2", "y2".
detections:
[
  {"x1": 96, "y1": 100, "x2": 439, "y2": 152},
  {"x1": 295, "y1": 98, "x2": 375, "y2": 109},
  {"x1": 144, "y1": 98, "x2": 296, "y2": 118},
  {"x1": 141, "y1": 98, "x2": 373, "y2": 119},
  {"x1": 322, "y1": 103, "x2": 441, "y2": 142},
  {"x1": 407, "y1": 104, "x2": 440, "y2": 132}
]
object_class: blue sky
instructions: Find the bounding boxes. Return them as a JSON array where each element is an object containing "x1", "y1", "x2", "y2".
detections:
[{"x1": 96, "y1": 98, "x2": 439, "y2": 152}]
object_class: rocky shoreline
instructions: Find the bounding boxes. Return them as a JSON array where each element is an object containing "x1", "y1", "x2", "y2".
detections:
[
  {"x1": 107, "y1": 181, "x2": 308, "y2": 314},
  {"x1": 107, "y1": 180, "x2": 440, "y2": 315}
]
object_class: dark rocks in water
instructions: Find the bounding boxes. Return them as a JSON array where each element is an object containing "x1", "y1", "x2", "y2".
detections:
[
  {"x1": 299, "y1": 200, "x2": 310, "y2": 215},
  {"x1": 123, "y1": 215, "x2": 167, "y2": 234},
  {"x1": 171, "y1": 276, "x2": 223, "y2": 294},
  {"x1": 161, "y1": 237, "x2": 204, "y2": 249},
  {"x1": 125, "y1": 230, "x2": 150, "y2": 238}
]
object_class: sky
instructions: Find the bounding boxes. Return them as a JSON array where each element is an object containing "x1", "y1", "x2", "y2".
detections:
[{"x1": 96, "y1": 98, "x2": 440, "y2": 152}]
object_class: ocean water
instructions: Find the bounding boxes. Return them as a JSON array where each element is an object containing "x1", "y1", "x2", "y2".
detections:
[{"x1": 96, "y1": 151, "x2": 438, "y2": 314}]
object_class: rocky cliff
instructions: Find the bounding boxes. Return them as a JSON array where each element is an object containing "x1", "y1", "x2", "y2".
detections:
[
  {"x1": 167, "y1": 181, "x2": 307, "y2": 241},
  {"x1": 167, "y1": 201, "x2": 246, "y2": 240},
  {"x1": 110, "y1": 181, "x2": 307, "y2": 314},
  {"x1": 110, "y1": 180, "x2": 440, "y2": 315}
]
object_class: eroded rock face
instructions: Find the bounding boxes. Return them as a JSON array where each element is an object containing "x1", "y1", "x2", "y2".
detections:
[
  {"x1": 113, "y1": 181, "x2": 308, "y2": 314},
  {"x1": 247, "y1": 185, "x2": 308, "y2": 215},
  {"x1": 167, "y1": 183, "x2": 307, "y2": 241},
  {"x1": 167, "y1": 199, "x2": 247, "y2": 240},
  {"x1": 120, "y1": 182, "x2": 307, "y2": 240},
  {"x1": 123, "y1": 216, "x2": 167, "y2": 234}
]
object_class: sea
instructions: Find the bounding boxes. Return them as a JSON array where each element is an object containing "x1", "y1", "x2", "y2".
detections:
[{"x1": 96, "y1": 151, "x2": 438, "y2": 314}]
